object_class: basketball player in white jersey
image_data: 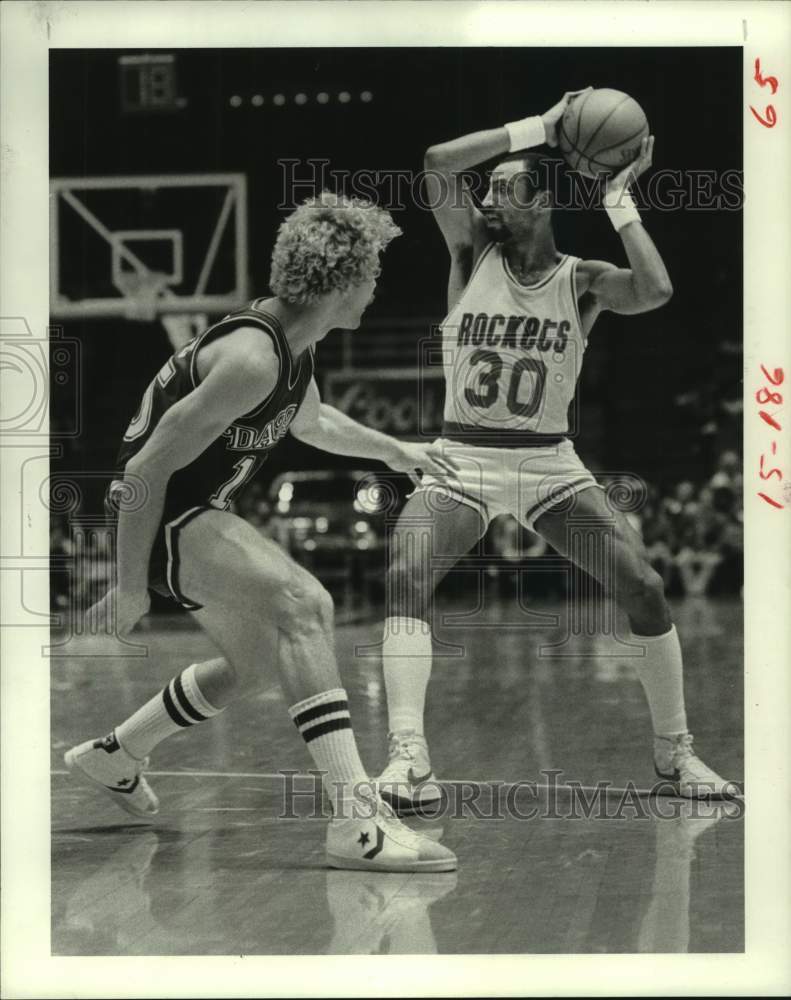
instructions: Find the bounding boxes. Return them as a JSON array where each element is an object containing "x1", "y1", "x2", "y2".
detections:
[
  {"x1": 376, "y1": 92, "x2": 736, "y2": 811},
  {"x1": 65, "y1": 193, "x2": 457, "y2": 872}
]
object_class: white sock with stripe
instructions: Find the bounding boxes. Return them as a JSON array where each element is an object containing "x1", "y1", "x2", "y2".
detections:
[
  {"x1": 382, "y1": 616, "x2": 432, "y2": 735},
  {"x1": 630, "y1": 625, "x2": 688, "y2": 736},
  {"x1": 289, "y1": 688, "x2": 371, "y2": 818},
  {"x1": 115, "y1": 663, "x2": 224, "y2": 760}
]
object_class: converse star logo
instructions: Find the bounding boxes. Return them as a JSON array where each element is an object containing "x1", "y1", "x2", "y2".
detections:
[
  {"x1": 357, "y1": 831, "x2": 370, "y2": 848},
  {"x1": 361, "y1": 827, "x2": 385, "y2": 860},
  {"x1": 109, "y1": 775, "x2": 140, "y2": 795}
]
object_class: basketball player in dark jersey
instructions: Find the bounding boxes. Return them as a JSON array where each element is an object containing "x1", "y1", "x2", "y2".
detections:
[
  {"x1": 376, "y1": 92, "x2": 737, "y2": 811},
  {"x1": 65, "y1": 193, "x2": 457, "y2": 873}
]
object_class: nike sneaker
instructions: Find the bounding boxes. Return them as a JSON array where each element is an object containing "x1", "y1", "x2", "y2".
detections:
[
  {"x1": 653, "y1": 732, "x2": 740, "y2": 799},
  {"x1": 375, "y1": 729, "x2": 443, "y2": 815}
]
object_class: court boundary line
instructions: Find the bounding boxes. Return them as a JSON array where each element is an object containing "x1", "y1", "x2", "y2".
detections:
[{"x1": 50, "y1": 768, "x2": 691, "y2": 797}]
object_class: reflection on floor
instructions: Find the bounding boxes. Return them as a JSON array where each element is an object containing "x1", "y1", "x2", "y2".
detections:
[{"x1": 52, "y1": 596, "x2": 744, "y2": 954}]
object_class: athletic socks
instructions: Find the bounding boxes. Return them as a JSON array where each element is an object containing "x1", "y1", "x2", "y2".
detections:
[
  {"x1": 630, "y1": 624, "x2": 689, "y2": 736},
  {"x1": 115, "y1": 662, "x2": 224, "y2": 760},
  {"x1": 382, "y1": 616, "x2": 432, "y2": 735},
  {"x1": 382, "y1": 614, "x2": 688, "y2": 739},
  {"x1": 289, "y1": 688, "x2": 371, "y2": 817}
]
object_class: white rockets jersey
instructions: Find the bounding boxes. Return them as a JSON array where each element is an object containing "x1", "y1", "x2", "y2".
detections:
[{"x1": 441, "y1": 243, "x2": 585, "y2": 445}]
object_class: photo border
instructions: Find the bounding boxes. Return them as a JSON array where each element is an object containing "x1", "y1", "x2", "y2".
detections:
[{"x1": 2, "y1": 2, "x2": 789, "y2": 996}]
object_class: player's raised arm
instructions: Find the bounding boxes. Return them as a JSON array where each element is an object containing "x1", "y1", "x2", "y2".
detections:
[
  {"x1": 578, "y1": 136, "x2": 674, "y2": 315},
  {"x1": 423, "y1": 130, "x2": 506, "y2": 256},
  {"x1": 422, "y1": 89, "x2": 590, "y2": 254},
  {"x1": 107, "y1": 330, "x2": 278, "y2": 633}
]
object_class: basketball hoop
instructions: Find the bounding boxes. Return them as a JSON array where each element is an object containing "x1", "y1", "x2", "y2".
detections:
[
  {"x1": 51, "y1": 173, "x2": 248, "y2": 320},
  {"x1": 116, "y1": 270, "x2": 171, "y2": 322}
]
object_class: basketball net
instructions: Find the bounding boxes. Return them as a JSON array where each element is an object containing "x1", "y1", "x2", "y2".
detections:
[
  {"x1": 116, "y1": 269, "x2": 209, "y2": 351},
  {"x1": 116, "y1": 270, "x2": 171, "y2": 322}
]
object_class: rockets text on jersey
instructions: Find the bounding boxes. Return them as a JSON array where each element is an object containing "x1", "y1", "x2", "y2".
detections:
[
  {"x1": 440, "y1": 244, "x2": 585, "y2": 445},
  {"x1": 115, "y1": 301, "x2": 314, "y2": 521}
]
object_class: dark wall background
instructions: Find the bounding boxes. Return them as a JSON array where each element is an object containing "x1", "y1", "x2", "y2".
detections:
[{"x1": 50, "y1": 47, "x2": 742, "y2": 500}]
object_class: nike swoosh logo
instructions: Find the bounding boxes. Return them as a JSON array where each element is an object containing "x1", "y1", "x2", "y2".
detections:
[{"x1": 407, "y1": 767, "x2": 432, "y2": 786}]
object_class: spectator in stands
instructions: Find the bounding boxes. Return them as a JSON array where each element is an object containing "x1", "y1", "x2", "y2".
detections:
[
  {"x1": 641, "y1": 494, "x2": 676, "y2": 590},
  {"x1": 673, "y1": 486, "x2": 725, "y2": 597}
]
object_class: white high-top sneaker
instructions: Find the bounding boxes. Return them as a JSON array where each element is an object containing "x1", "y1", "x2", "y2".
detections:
[
  {"x1": 653, "y1": 733, "x2": 740, "y2": 799},
  {"x1": 326, "y1": 790, "x2": 456, "y2": 872},
  {"x1": 375, "y1": 730, "x2": 443, "y2": 815},
  {"x1": 64, "y1": 731, "x2": 159, "y2": 818}
]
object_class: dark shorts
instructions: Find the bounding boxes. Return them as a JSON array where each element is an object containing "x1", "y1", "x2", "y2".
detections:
[{"x1": 105, "y1": 481, "x2": 211, "y2": 611}]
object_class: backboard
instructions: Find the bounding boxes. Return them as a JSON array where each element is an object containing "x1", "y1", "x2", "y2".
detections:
[{"x1": 50, "y1": 173, "x2": 248, "y2": 320}]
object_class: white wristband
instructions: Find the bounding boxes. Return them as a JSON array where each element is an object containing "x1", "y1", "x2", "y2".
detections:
[
  {"x1": 504, "y1": 115, "x2": 546, "y2": 152},
  {"x1": 604, "y1": 184, "x2": 641, "y2": 232}
]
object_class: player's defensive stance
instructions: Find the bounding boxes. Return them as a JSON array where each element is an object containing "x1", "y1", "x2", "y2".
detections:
[
  {"x1": 65, "y1": 193, "x2": 457, "y2": 873},
  {"x1": 376, "y1": 92, "x2": 737, "y2": 812}
]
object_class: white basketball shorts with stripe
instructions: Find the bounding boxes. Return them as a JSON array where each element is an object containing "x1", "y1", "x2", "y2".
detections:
[{"x1": 412, "y1": 437, "x2": 602, "y2": 530}]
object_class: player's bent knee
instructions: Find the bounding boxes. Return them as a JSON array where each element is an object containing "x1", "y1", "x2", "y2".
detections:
[
  {"x1": 277, "y1": 576, "x2": 334, "y2": 636},
  {"x1": 314, "y1": 583, "x2": 334, "y2": 630}
]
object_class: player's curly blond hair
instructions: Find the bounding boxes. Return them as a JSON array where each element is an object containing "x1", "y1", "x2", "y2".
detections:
[{"x1": 270, "y1": 192, "x2": 402, "y2": 305}]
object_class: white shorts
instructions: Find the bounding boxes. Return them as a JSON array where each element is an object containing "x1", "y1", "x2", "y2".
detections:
[{"x1": 414, "y1": 437, "x2": 602, "y2": 530}]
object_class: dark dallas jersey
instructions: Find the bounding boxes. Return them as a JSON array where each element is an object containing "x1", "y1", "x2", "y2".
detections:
[{"x1": 115, "y1": 300, "x2": 315, "y2": 522}]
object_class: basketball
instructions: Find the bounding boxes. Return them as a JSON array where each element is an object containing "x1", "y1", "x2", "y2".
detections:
[{"x1": 558, "y1": 88, "x2": 648, "y2": 178}]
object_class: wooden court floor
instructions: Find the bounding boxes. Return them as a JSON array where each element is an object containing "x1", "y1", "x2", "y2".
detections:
[{"x1": 51, "y1": 595, "x2": 744, "y2": 955}]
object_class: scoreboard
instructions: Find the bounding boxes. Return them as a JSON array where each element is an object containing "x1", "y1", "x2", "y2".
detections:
[{"x1": 118, "y1": 54, "x2": 186, "y2": 114}]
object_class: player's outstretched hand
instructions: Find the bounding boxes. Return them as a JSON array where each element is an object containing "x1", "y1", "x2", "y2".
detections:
[
  {"x1": 385, "y1": 441, "x2": 459, "y2": 487},
  {"x1": 84, "y1": 585, "x2": 151, "y2": 637},
  {"x1": 540, "y1": 87, "x2": 593, "y2": 147},
  {"x1": 608, "y1": 135, "x2": 655, "y2": 190}
]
